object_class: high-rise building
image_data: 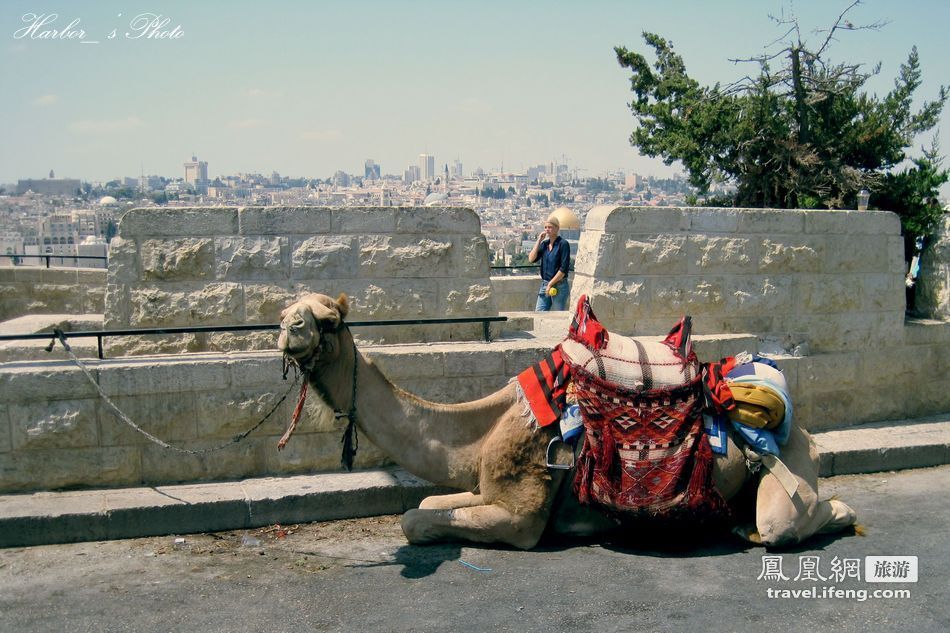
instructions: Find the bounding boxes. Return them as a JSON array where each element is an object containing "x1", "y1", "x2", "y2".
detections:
[
  {"x1": 404, "y1": 165, "x2": 421, "y2": 184},
  {"x1": 419, "y1": 153, "x2": 435, "y2": 181},
  {"x1": 183, "y1": 155, "x2": 209, "y2": 193},
  {"x1": 453, "y1": 159, "x2": 463, "y2": 179},
  {"x1": 364, "y1": 159, "x2": 381, "y2": 180}
]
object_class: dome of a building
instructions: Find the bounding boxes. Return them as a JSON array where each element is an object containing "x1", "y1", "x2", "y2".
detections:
[
  {"x1": 424, "y1": 192, "x2": 448, "y2": 206},
  {"x1": 549, "y1": 206, "x2": 580, "y2": 230},
  {"x1": 98, "y1": 195, "x2": 118, "y2": 205}
]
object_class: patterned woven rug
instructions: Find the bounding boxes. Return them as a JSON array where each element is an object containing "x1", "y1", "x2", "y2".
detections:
[{"x1": 562, "y1": 296, "x2": 727, "y2": 520}]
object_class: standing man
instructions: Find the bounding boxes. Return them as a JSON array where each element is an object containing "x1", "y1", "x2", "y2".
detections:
[{"x1": 528, "y1": 213, "x2": 571, "y2": 311}]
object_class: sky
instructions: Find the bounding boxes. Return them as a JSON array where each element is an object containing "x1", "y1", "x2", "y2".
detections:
[{"x1": 2, "y1": 0, "x2": 948, "y2": 196}]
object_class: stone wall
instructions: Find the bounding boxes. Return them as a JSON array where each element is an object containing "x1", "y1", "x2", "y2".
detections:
[
  {"x1": 491, "y1": 273, "x2": 575, "y2": 312},
  {"x1": 0, "y1": 267, "x2": 106, "y2": 321},
  {"x1": 105, "y1": 206, "x2": 497, "y2": 353},
  {"x1": 917, "y1": 215, "x2": 950, "y2": 320},
  {"x1": 572, "y1": 206, "x2": 906, "y2": 353},
  {"x1": 0, "y1": 334, "x2": 759, "y2": 493}
]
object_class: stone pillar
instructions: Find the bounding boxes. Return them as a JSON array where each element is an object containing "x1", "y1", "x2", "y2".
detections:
[
  {"x1": 105, "y1": 206, "x2": 497, "y2": 353},
  {"x1": 916, "y1": 215, "x2": 950, "y2": 320}
]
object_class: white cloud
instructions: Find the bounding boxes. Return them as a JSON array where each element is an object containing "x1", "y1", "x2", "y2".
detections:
[
  {"x1": 70, "y1": 116, "x2": 143, "y2": 133},
  {"x1": 229, "y1": 118, "x2": 270, "y2": 129},
  {"x1": 32, "y1": 94, "x2": 58, "y2": 106},
  {"x1": 300, "y1": 129, "x2": 343, "y2": 142}
]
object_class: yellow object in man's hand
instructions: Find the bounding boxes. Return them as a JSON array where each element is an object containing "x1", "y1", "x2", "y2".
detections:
[{"x1": 547, "y1": 287, "x2": 558, "y2": 297}]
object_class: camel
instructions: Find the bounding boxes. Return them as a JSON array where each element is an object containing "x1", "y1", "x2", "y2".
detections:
[{"x1": 277, "y1": 292, "x2": 857, "y2": 550}]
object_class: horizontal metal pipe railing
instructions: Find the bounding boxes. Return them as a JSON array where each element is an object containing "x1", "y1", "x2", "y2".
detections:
[
  {"x1": 2, "y1": 254, "x2": 109, "y2": 268},
  {"x1": 0, "y1": 316, "x2": 509, "y2": 358}
]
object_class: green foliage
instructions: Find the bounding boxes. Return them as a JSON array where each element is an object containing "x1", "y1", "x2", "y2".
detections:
[{"x1": 615, "y1": 16, "x2": 948, "y2": 241}]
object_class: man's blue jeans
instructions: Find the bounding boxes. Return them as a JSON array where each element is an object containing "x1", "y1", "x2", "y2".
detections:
[{"x1": 535, "y1": 279, "x2": 569, "y2": 311}]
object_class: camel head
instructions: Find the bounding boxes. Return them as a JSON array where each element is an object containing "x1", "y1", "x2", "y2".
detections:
[{"x1": 278, "y1": 293, "x2": 350, "y2": 367}]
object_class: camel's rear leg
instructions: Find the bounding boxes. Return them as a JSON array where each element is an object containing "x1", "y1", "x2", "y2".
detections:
[
  {"x1": 401, "y1": 503, "x2": 549, "y2": 550},
  {"x1": 754, "y1": 425, "x2": 856, "y2": 547}
]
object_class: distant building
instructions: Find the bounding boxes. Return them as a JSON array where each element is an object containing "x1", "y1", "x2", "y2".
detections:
[
  {"x1": 404, "y1": 164, "x2": 421, "y2": 184},
  {"x1": 333, "y1": 171, "x2": 350, "y2": 187},
  {"x1": 419, "y1": 153, "x2": 435, "y2": 181},
  {"x1": 364, "y1": 159, "x2": 381, "y2": 180},
  {"x1": 453, "y1": 159, "x2": 463, "y2": 179},
  {"x1": 15, "y1": 178, "x2": 82, "y2": 196},
  {"x1": 183, "y1": 155, "x2": 209, "y2": 193}
]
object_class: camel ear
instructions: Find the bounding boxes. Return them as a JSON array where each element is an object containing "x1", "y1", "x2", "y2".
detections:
[{"x1": 335, "y1": 293, "x2": 350, "y2": 320}]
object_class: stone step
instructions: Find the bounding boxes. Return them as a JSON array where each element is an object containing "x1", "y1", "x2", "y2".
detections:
[{"x1": 1, "y1": 414, "x2": 946, "y2": 548}]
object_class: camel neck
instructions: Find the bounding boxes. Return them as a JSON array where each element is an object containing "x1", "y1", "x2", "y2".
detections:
[{"x1": 309, "y1": 333, "x2": 514, "y2": 490}]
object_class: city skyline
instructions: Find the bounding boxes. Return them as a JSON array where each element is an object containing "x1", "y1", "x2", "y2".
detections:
[{"x1": 2, "y1": 1, "x2": 949, "y2": 196}]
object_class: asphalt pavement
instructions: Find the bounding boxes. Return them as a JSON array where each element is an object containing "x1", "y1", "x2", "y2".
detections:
[{"x1": 1, "y1": 465, "x2": 947, "y2": 633}]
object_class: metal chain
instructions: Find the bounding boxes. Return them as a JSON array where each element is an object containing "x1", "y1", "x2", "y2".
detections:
[{"x1": 48, "y1": 329, "x2": 299, "y2": 455}]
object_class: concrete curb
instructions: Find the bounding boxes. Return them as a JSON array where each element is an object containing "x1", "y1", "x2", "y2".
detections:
[{"x1": 2, "y1": 415, "x2": 948, "y2": 549}]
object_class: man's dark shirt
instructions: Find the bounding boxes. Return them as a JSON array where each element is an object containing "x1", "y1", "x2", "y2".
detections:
[{"x1": 539, "y1": 236, "x2": 570, "y2": 282}]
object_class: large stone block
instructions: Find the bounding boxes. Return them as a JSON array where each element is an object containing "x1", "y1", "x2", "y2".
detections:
[
  {"x1": 596, "y1": 206, "x2": 687, "y2": 233},
  {"x1": 119, "y1": 207, "x2": 239, "y2": 237},
  {"x1": 227, "y1": 354, "x2": 284, "y2": 389},
  {"x1": 367, "y1": 349, "x2": 446, "y2": 380},
  {"x1": 263, "y1": 431, "x2": 348, "y2": 474},
  {"x1": 443, "y1": 349, "x2": 505, "y2": 377},
  {"x1": 345, "y1": 280, "x2": 439, "y2": 320},
  {"x1": 623, "y1": 235, "x2": 688, "y2": 275},
  {"x1": 244, "y1": 284, "x2": 298, "y2": 324},
  {"x1": 726, "y1": 276, "x2": 791, "y2": 316},
  {"x1": 359, "y1": 235, "x2": 454, "y2": 278},
  {"x1": 129, "y1": 282, "x2": 243, "y2": 326},
  {"x1": 737, "y1": 209, "x2": 805, "y2": 234},
  {"x1": 82, "y1": 285, "x2": 106, "y2": 314},
  {"x1": 106, "y1": 237, "x2": 139, "y2": 285},
  {"x1": 794, "y1": 275, "x2": 864, "y2": 313},
  {"x1": 10, "y1": 399, "x2": 98, "y2": 450},
  {"x1": 99, "y1": 392, "x2": 197, "y2": 446},
  {"x1": 574, "y1": 232, "x2": 616, "y2": 277},
  {"x1": 102, "y1": 333, "x2": 203, "y2": 357},
  {"x1": 758, "y1": 237, "x2": 824, "y2": 273},
  {"x1": 0, "y1": 447, "x2": 141, "y2": 493},
  {"x1": 194, "y1": 388, "x2": 290, "y2": 439},
  {"x1": 98, "y1": 358, "x2": 231, "y2": 397},
  {"x1": 239, "y1": 206, "x2": 332, "y2": 235},
  {"x1": 458, "y1": 235, "x2": 492, "y2": 278},
  {"x1": 825, "y1": 235, "x2": 890, "y2": 273},
  {"x1": 689, "y1": 236, "x2": 755, "y2": 273},
  {"x1": 394, "y1": 207, "x2": 480, "y2": 234},
  {"x1": 27, "y1": 284, "x2": 83, "y2": 314},
  {"x1": 797, "y1": 352, "x2": 861, "y2": 390},
  {"x1": 139, "y1": 437, "x2": 268, "y2": 484},
  {"x1": 0, "y1": 364, "x2": 98, "y2": 403},
  {"x1": 440, "y1": 280, "x2": 495, "y2": 316},
  {"x1": 653, "y1": 276, "x2": 726, "y2": 316},
  {"x1": 215, "y1": 236, "x2": 289, "y2": 281},
  {"x1": 0, "y1": 406, "x2": 10, "y2": 452},
  {"x1": 686, "y1": 208, "x2": 740, "y2": 233},
  {"x1": 291, "y1": 236, "x2": 358, "y2": 279},
  {"x1": 863, "y1": 273, "x2": 905, "y2": 312},
  {"x1": 140, "y1": 238, "x2": 215, "y2": 281},
  {"x1": 582, "y1": 278, "x2": 649, "y2": 321},
  {"x1": 332, "y1": 207, "x2": 396, "y2": 234},
  {"x1": 103, "y1": 284, "x2": 131, "y2": 328},
  {"x1": 804, "y1": 210, "x2": 900, "y2": 236}
]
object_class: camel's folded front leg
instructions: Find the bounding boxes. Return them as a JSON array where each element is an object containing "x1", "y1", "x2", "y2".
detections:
[
  {"x1": 401, "y1": 503, "x2": 548, "y2": 550},
  {"x1": 418, "y1": 492, "x2": 484, "y2": 511}
]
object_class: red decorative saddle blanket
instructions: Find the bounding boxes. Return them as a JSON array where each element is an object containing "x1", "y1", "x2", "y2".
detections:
[{"x1": 561, "y1": 296, "x2": 727, "y2": 520}]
